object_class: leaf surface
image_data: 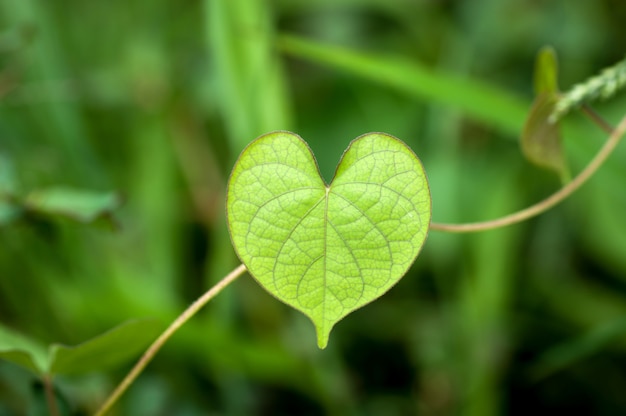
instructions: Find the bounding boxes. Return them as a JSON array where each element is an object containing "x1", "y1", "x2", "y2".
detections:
[{"x1": 227, "y1": 131, "x2": 431, "y2": 348}]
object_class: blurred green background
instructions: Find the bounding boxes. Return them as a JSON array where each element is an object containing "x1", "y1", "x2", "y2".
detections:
[{"x1": 2, "y1": 0, "x2": 626, "y2": 414}]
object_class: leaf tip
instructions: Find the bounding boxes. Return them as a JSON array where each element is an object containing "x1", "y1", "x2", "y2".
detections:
[
  {"x1": 534, "y1": 45, "x2": 559, "y2": 96},
  {"x1": 314, "y1": 321, "x2": 334, "y2": 349},
  {"x1": 316, "y1": 332, "x2": 330, "y2": 350}
]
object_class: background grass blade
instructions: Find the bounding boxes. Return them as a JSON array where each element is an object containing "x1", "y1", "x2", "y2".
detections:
[{"x1": 278, "y1": 34, "x2": 528, "y2": 136}]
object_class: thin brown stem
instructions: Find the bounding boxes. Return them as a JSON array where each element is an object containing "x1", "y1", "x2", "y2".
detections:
[
  {"x1": 581, "y1": 104, "x2": 614, "y2": 134},
  {"x1": 94, "y1": 264, "x2": 247, "y2": 416},
  {"x1": 430, "y1": 113, "x2": 626, "y2": 233},
  {"x1": 43, "y1": 374, "x2": 59, "y2": 416}
]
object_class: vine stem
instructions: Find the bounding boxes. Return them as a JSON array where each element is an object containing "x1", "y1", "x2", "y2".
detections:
[
  {"x1": 43, "y1": 374, "x2": 59, "y2": 416},
  {"x1": 581, "y1": 104, "x2": 614, "y2": 135},
  {"x1": 430, "y1": 112, "x2": 626, "y2": 233},
  {"x1": 94, "y1": 263, "x2": 247, "y2": 416}
]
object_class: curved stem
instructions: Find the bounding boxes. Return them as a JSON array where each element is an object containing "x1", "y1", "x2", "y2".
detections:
[
  {"x1": 430, "y1": 113, "x2": 626, "y2": 233},
  {"x1": 94, "y1": 264, "x2": 247, "y2": 416}
]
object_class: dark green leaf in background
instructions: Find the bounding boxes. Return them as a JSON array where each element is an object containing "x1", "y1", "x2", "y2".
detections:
[
  {"x1": 0, "y1": 323, "x2": 48, "y2": 375},
  {"x1": 49, "y1": 319, "x2": 162, "y2": 375},
  {"x1": 24, "y1": 187, "x2": 122, "y2": 225},
  {"x1": 0, "y1": 319, "x2": 161, "y2": 376}
]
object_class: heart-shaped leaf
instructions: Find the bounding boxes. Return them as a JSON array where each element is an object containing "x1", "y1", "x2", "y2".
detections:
[{"x1": 227, "y1": 131, "x2": 431, "y2": 348}]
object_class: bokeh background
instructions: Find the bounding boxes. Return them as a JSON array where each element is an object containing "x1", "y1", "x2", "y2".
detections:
[{"x1": 2, "y1": 0, "x2": 626, "y2": 414}]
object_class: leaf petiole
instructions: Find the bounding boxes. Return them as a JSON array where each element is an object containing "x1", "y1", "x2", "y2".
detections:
[
  {"x1": 581, "y1": 104, "x2": 614, "y2": 135},
  {"x1": 43, "y1": 374, "x2": 59, "y2": 416}
]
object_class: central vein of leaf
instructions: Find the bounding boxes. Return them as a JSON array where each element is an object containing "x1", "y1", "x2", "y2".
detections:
[{"x1": 322, "y1": 185, "x2": 330, "y2": 330}]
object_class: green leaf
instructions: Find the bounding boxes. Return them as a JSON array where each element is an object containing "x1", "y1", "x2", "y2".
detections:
[
  {"x1": 521, "y1": 93, "x2": 569, "y2": 181},
  {"x1": 521, "y1": 47, "x2": 570, "y2": 182},
  {"x1": 0, "y1": 323, "x2": 49, "y2": 375},
  {"x1": 49, "y1": 319, "x2": 162, "y2": 375},
  {"x1": 534, "y1": 46, "x2": 559, "y2": 95},
  {"x1": 0, "y1": 320, "x2": 162, "y2": 376},
  {"x1": 24, "y1": 187, "x2": 122, "y2": 224},
  {"x1": 227, "y1": 131, "x2": 431, "y2": 348}
]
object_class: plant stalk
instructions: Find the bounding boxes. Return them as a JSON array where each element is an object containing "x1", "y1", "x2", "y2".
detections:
[
  {"x1": 430, "y1": 112, "x2": 626, "y2": 233},
  {"x1": 94, "y1": 263, "x2": 247, "y2": 416},
  {"x1": 581, "y1": 104, "x2": 614, "y2": 134},
  {"x1": 43, "y1": 374, "x2": 59, "y2": 416}
]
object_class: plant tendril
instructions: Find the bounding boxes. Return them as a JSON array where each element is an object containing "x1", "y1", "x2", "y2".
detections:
[{"x1": 430, "y1": 112, "x2": 626, "y2": 233}]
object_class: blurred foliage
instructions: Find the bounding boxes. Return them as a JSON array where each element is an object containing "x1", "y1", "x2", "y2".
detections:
[
  {"x1": 0, "y1": 319, "x2": 162, "y2": 376},
  {"x1": 1, "y1": 0, "x2": 626, "y2": 415}
]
